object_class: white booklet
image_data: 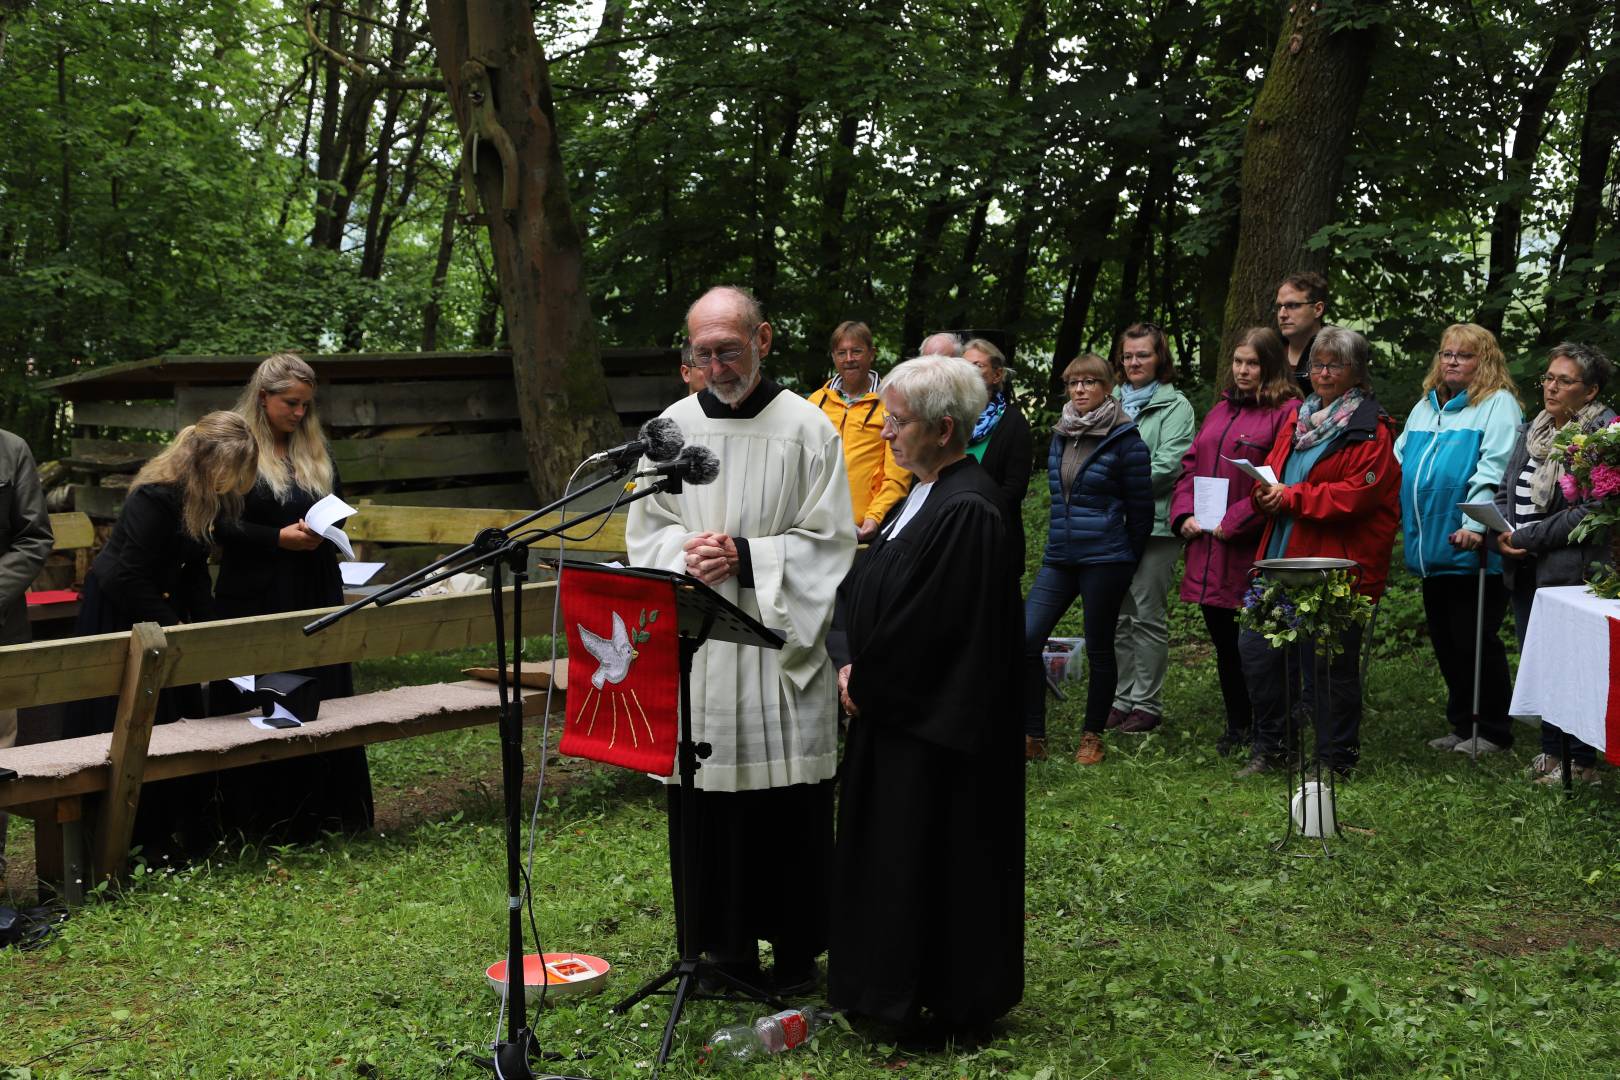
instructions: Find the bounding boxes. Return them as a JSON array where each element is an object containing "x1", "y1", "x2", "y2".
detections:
[
  {"x1": 1224, "y1": 457, "x2": 1278, "y2": 486},
  {"x1": 340, "y1": 561, "x2": 386, "y2": 586},
  {"x1": 1193, "y1": 476, "x2": 1229, "y2": 532},
  {"x1": 305, "y1": 493, "x2": 358, "y2": 560},
  {"x1": 1459, "y1": 501, "x2": 1511, "y2": 533}
]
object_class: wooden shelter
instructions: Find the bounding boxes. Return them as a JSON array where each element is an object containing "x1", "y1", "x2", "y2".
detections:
[{"x1": 43, "y1": 348, "x2": 683, "y2": 519}]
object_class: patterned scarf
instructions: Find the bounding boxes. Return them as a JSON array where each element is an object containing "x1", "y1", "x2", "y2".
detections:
[
  {"x1": 1119, "y1": 381, "x2": 1157, "y2": 420},
  {"x1": 1054, "y1": 396, "x2": 1123, "y2": 439},
  {"x1": 969, "y1": 389, "x2": 1008, "y2": 447},
  {"x1": 1526, "y1": 400, "x2": 1610, "y2": 511},
  {"x1": 1292, "y1": 388, "x2": 1366, "y2": 451}
]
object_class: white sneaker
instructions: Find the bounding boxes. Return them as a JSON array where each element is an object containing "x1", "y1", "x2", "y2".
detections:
[
  {"x1": 1526, "y1": 752, "x2": 1559, "y2": 779},
  {"x1": 1453, "y1": 736, "x2": 1506, "y2": 754},
  {"x1": 1428, "y1": 733, "x2": 1464, "y2": 750}
]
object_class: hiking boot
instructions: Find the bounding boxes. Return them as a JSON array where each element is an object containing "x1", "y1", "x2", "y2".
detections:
[
  {"x1": 1235, "y1": 754, "x2": 1279, "y2": 779},
  {"x1": 1074, "y1": 732, "x2": 1105, "y2": 766},
  {"x1": 1025, "y1": 735, "x2": 1048, "y2": 762},
  {"x1": 1453, "y1": 736, "x2": 1507, "y2": 755},
  {"x1": 1104, "y1": 707, "x2": 1128, "y2": 730},
  {"x1": 1427, "y1": 733, "x2": 1464, "y2": 751},
  {"x1": 1117, "y1": 709, "x2": 1161, "y2": 734}
]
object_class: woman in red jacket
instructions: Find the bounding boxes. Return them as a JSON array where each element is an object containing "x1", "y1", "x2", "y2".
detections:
[
  {"x1": 1170, "y1": 328, "x2": 1300, "y2": 757},
  {"x1": 1236, "y1": 327, "x2": 1401, "y2": 778}
]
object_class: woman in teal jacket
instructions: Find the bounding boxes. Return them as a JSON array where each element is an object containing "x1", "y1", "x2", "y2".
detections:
[
  {"x1": 1108, "y1": 323, "x2": 1196, "y2": 733},
  {"x1": 1394, "y1": 323, "x2": 1523, "y2": 754}
]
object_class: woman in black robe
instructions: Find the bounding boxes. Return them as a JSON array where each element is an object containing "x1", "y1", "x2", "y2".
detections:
[
  {"x1": 64, "y1": 411, "x2": 260, "y2": 857},
  {"x1": 827, "y1": 355, "x2": 1025, "y2": 1036},
  {"x1": 208, "y1": 353, "x2": 373, "y2": 839}
]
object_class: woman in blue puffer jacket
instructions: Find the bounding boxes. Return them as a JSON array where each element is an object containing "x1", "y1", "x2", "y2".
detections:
[
  {"x1": 1023, "y1": 352, "x2": 1153, "y2": 765},
  {"x1": 1394, "y1": 323, "x2": 1523, "y2": 755}
]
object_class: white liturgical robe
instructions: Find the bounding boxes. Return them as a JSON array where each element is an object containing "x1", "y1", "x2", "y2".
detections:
[{"x1": 626, "y1": 383, "x2": 857, "y2": 791}]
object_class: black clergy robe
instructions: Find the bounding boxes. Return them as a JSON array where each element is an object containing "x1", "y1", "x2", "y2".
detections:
[{"x1": 826, "y1": 455, "x2": 1025, "y2": 1029}]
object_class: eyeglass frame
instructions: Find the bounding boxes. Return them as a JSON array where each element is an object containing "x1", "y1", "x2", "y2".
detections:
[
  {"x1": 682, "y1": 324, "x2": 762, "y2": 368},
  {"x1": 1307, "y1": 358, "x2": 1353, "y2": 374},
  {"x1": 1065, "y1": 377, "x2": 1107, "y2": 391},
  {"x1": 880, "y1": 411, "x2": 925, "y2": 432},
  {"x1": 1438, "y1": 350, "x2": 1478, "y2": 362},
  {"x1": 1539, "y1": 373, "x2": 1586, "y2": 389}
]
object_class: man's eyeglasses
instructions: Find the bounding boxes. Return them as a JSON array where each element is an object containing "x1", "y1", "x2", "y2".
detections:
[
  {"x1": 1065, "y1": 377, "x2": 1105, "y2": 390},
  {"x1": 832, "y1": 347, "x2": 870, "y2": 361},
  {"x1": 1439, "y1": 350, "x2": 1477, "y2": 362},
  {"x1": 1276, "y1": 300, "x2": 1315, "y2": 312},
  {"x1": 683, "y1": 325, "x2": 760, "y2": 367},
  {"x1": 1307, "y1": 359, "x2": 1351, "y2": 374},
  {"x1": 1540, "y1": 373, "x2": 1585, "y2": 389}
]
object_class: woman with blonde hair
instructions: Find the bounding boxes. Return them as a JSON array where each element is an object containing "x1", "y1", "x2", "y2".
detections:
[
  {"x1": 63, "y1": 411, "x2": 258, "y2": 854},
  {"x1": 1395, "y1": 323, "x2": 1524, "y2": 756},
  {"x1": 212, "y1": 352, "x2": 374, "y2": 837}
]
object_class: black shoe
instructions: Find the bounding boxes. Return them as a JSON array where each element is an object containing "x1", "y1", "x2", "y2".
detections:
[
  {"x1": 1215, "y1": 731, "x2": 1249, "y2": 757},
  {"x1": 770, "y1": 960, "x2": 819, "y2": 996},
  {"x1": 1235, "y1": 754, "x2": 1280, "y2": 779}
]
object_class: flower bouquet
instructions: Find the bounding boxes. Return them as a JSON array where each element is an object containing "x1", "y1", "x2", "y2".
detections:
[
  {"x1": 1549, "y1": 418, "x2": 1620, "y2": 598},
  {"x1": 1238, "y1": 571, "x2": 1373, "y2": 657}
]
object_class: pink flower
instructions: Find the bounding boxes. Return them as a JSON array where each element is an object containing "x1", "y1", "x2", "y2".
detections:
[
  {"x1": 1560, "y1": 473, "x2": 1581, "y2": 501},
  {"x1": 1591, "y1": 464, "x2": 1620, "y2": 500}
]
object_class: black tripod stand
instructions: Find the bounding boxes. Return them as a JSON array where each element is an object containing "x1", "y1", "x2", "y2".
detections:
[
  {"x1": 603, "y1": 575, "x2": 788, "y2": 1071},
  {"x1": 305, "y1": 464, "x2": 696, "y2": 1079}
]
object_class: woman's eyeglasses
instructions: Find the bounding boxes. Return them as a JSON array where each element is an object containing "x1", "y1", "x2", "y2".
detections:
[
  {"x1": 1065, "y1": 377, "x2": 1105, "y2": 390},
  {"x1": 1540, "y1": 373, "x2": 1584, "y2": 389}
]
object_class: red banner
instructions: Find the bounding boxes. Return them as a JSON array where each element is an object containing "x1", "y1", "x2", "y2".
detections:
[
  {"x1": 559, "y1": 566, "x2": 679, "y2": 775},
  {"x1": 1605, "y1": 617, "x2": 1620, "y2": 767}
]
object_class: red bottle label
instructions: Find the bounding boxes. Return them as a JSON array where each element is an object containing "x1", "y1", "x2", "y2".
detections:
[{"x1": 778, "y1": 1012, "x2": 807, "y2": 1049}]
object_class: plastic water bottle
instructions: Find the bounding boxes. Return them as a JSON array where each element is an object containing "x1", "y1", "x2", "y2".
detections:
[{"x1": 706, "y1": 1006, "x2": 834, "y2": 1060}]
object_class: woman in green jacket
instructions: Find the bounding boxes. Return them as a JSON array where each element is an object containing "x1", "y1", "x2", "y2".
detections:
[{"x1": 1109, "y1": 323, "x2": 1196, "y2": 732}]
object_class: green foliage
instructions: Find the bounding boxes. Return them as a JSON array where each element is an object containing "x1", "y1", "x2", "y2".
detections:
[{"x1": 1239, "y1": 570, "x2": 1375, "y2": 656}]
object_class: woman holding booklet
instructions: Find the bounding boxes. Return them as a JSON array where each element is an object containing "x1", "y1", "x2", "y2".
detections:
[
  {"x1": 1169, "y1": 328, "x2": 1300, "y2": 757},
  {"x1": 1394, "y1": 324, "x2": 1523, "y2": 756},
  {"x1": 210, "y1": 352, "x2": 374, "y2": 837}
]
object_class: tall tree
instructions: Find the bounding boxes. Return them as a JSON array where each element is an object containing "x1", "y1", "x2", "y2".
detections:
[{"x1": 424, "y1": 0, "x2": 621, "y2": 500}]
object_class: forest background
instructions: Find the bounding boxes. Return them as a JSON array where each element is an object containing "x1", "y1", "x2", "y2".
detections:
[{"x1": 4, "y1": 0, "x2": 1620, "y2": 463}]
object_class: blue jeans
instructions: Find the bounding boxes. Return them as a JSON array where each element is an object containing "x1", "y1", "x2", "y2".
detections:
[
  {"x1": 1024, "y1": 560, "x2": 1136, "y2": 738},
  {"x1": 1239, "y1": 625, "x2": 1364, "y2": 770}
]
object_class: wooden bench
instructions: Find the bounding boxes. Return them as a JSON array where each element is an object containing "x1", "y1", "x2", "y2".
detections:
[{"x1": 0, "y1": 581, "x2": 561, "y2": 903}]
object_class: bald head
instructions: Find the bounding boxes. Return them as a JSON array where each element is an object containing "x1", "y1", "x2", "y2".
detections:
[
  {"x1": 685, "y1": 285, "x2": 772, "y2": 406},
  {"x1": 919, "y1": 332, "x2": 962, "y2": 357},
  {"x1": 687, "y1": 286, "x2": 764, "y2": 336}
]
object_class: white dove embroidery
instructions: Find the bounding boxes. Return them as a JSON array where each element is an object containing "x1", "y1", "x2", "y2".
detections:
[{"x1": 579, "y1": 611, "x2": 636, "y2": 689}]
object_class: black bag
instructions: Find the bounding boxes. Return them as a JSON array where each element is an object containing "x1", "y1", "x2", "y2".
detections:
[
  {"x1": 0, "y1": 903, "x2": 66, "y2": 951},
  {"x1": 255, "y1": 672, "x2": 321, "y2": 725}
]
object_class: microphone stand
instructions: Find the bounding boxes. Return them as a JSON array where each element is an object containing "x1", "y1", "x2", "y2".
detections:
[{"x1": 304, "y1": 461, "x2": 689, "y2": 1080}]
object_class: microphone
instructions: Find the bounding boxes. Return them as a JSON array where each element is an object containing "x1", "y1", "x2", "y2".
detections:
[
  {"x1": 635, "y1": 444, "x2": 720, "y2": 486},
  {"x1": 584, "y1": 417, "x2": 685, "y2": 469}
]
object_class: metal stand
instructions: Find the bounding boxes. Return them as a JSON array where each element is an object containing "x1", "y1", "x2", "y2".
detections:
[
  {"x1": 608, "y1": 596, "x2": 785, "y2": 1076},
  {"x1": 1468, "y1": 543, "x2": 1487, "y2": 764}
]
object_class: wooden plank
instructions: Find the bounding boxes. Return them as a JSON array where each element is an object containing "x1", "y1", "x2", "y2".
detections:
[
  {"x1": 174, "y1": 380, "x2": 521, "y2": 428},
  {"x1": 347, "y1": 505, "x2": 626, "y2": 553},
  {"x1": 70, "y1": 438, "x2": 163, "y2": 465},
  {"x1": 42, "y1": 352, "x2": 516, "y2": 400},
  {"x1": 331, "y1": 431, "x2": 526, "y2": 483},
  {"x1": 72, "y1": 400, "x2": 181, "y2": 430},
  {"x1": 0, "y1": 581, "x2": 555, "y2": 711},
  {"x1": 48, "y1": 512, "x2": 95, "y2": 550},
  {"x1": 95, "y1": 623, "x2": 177, "y2": 883},
  {"x1": 607, "y1": 374, "x2": 682, "y2": 415},
  {"x1": 70, "y1": 484, "x2": 124, "y2": 520},
  {"x1": 364, "y1": 482, "x2": 537, "y2": 509}
]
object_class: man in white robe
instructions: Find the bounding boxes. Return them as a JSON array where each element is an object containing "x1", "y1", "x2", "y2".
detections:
[{"x1": 626, "y1": 285, "x2": 857, "y2": 993}]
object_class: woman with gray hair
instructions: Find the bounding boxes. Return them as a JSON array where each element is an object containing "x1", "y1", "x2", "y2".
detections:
[
  {"x1": 1238, "y1": 326, "x2": 1401, "y2": 779},
  {"x1": 1495, "y1": 342, "x2": 1617, "y2": 785},
  {"x1": 826, "y1": 355, "x2": 1025, "y2": 1036}
]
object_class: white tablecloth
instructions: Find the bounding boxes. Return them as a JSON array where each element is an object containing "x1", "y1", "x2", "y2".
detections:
[{"x1": 1508, "y1": 585, "x2": 1617, "y2": 755}]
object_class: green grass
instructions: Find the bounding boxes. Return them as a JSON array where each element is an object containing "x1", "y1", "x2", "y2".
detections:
[{"x1": 5, "y1": 507, "x2": 1620, "y2": 1078}]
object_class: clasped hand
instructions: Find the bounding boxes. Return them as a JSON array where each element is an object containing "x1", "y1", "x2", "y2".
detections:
[
  {"x1": 683, "y1": 531, "x2": 739, "y2": 586},
  {"x1": 1253, "y1": 483, "x2": 1288, "y2": 514},
  {"x1": 279, "y1": 520, "x2": 323, "y2": 551}
]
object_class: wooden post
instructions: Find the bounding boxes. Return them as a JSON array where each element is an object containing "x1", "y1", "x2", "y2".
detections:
[{"x1": 93, "y1": 622, "x2": 175, "y2": 885}]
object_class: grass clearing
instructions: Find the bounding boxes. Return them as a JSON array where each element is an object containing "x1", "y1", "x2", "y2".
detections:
[{"x1": 5, "y1": 511, "x2": 1620, "y2": 1077}]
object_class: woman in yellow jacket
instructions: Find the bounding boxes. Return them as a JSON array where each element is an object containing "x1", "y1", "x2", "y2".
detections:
[{"x1": 809, "y1": 321, "x2": 912, "y2": 541}]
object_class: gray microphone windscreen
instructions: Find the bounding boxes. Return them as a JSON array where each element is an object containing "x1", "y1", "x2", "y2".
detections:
[
  {"x1": 679, "y1": 444, "x2": 720, "y2": 485},
  {"x1": 641, "y1": 417, "x2": 685, "y2": 462}
]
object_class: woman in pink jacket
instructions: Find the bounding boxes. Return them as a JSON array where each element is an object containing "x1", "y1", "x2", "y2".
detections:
[{"x1": 1169, "y1": 327, "x2": 1301, "y2": 756}]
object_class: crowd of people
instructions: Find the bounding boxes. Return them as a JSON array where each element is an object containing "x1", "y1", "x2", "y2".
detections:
[{"x1": 3, "y1": 272, "x2": 1615, "y2": 1041}]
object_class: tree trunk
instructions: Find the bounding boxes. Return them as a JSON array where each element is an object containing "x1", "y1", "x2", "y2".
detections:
[
  {"x1": 421, "y1": 178, "x2": 459, "y2": 351},
  {"x1": 1218, "y1": 3, "x2": 1378, "y2": 372},
  {"x1": 1548, "y1": 17, "x2": 1620, "y2": 331},
  {"x1": 901, "y1": 176, "x2": 954, "y2": 353},
  {"x1": 1476, "y1": 28, "x2": 1582, "y2": 334},
  {"x1": 815, "y1": 112, "x2": 860, "y2": 295},
  {"x1": 425, "y1": 0, "x2": 622, "y2": 502},
  {"x1": 753, "y1": 95, "x2": 803, "y2": 310},
  {"x1": 1050, "y1": 166, "x2": 1126, "y2": 384}
]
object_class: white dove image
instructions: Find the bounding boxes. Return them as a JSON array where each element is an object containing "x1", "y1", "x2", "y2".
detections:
[{"x1": 578, "y1": 611, "x2": 636, "y2": 689}]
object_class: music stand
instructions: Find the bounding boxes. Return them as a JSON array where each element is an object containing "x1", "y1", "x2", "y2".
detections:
[{"x1": 583, "y1": 563, "x2": 788, "y2": 1072}]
